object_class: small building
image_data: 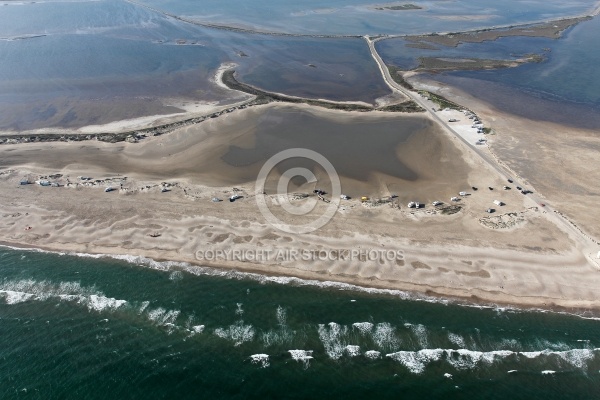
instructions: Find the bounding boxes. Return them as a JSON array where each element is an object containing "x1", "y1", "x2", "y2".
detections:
[
  {"x1": 19, "y1": 179, "x2": 29, "y2": 185},
  {"x1": 451, "y1": 196, "x2": 459, "y2": 202},
  {"x1": 104, "y1": 187, "x2": 114, "y2": 192},
  {"x1": 340, "y1": 194, "x2": 350, "y2": 200},
  {"x1": 361, "y1": 196, "x2": 369, "y2": 202},
  {"x1": 407, "y1": 202, "x2": 416, "y2": 208},
  {"x1": 486, "y1": 208, "x2": 495, "y2": 214},
  {"x1": 493, "y1": 200, "x2": 504, "y2": 206},
  {"x1": 37, "y1": 180, "x2": 50, "y2": 186},
  {"x1": 459, "y1": 191, "x2": 467, "y2": 196},
  {"x1": 432, "y1": 201, "x2": 442, "y2": 206}
]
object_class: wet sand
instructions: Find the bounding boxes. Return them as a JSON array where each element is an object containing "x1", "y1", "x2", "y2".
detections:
[{"x1": 0, "y1": 104, "x2": 470, "y2": 201}]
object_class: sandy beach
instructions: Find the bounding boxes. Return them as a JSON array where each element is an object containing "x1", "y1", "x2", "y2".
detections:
[
  {"x1": 1, "y1": 101, "x2": 599, "y2": 312},
  {"x1": 410, "y1": 75, "x2": 600, "y2": 242}
]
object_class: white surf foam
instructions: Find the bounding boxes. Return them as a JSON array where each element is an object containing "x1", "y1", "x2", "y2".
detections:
[
  {"x1": 168, "y1": 270, "x2": 183, "y2": 281},
  {"x1": 364, "y1": 350, "x2": 381, "y2": 360},
  {"x1": 289, "y1": 350, "x2": 313, "y2": 368},
  {"x1": 345, "y1": 345, "x2": 361, "y2": 357},
  {"x1": 86, "y1": 295, "x2": 127, "y2": 312},
  {"x1": 146, "y1": 307, "x2": 181, "y2": 328},
  {"x1": 385, "y1": 348, "x2": 600, "y2": 374},
  {"x1": 276, "y1": 305, "x2": 286, "y2": 326},
  {"x1": 406, "y1": 323, "x2": 429, "y2": 348},
  {"x1": 386, "y1": 349, "x2": 444, "y2": 374},
  {"x1": 0, "y1": 279, "x2": 127, "y2": 312},
  {"x1": 214, "y1": 320, "x2": 255, "y2": 346},
  {"x1": 318, "y1": 322, "x2": 349, "y2": 360},
  {"x1": 262, "y1": 306, "x2": 295, "y2": 347},
  {"x1": 137, "y1": 301, "x2": 150, "y2": 314},
  {"x1": 235, "y1": 303, "x2": 244, "y2": 316},
  {"x1": 0, "y1": 290, "x2": 35, "y2": 304},
  {"x1": 372, "y1": 322, "x2": 400, "y2": 351},
  {"x1": 448, "y1": 332, "x2": 466, "y2": 348},
  {"x1": 352, "y1": 322, "x2": 374, "y2": 335},
  {"x1": 446, "y1": 349, "x2": 513, "y2": 370},
  {"x1": 250, "y1": 354, "x2": 270, "y2": 368}
]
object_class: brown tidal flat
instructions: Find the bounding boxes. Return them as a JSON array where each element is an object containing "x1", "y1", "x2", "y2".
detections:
[{"x1": 0, "y1": 104, "x2": 469, "y2": 201}]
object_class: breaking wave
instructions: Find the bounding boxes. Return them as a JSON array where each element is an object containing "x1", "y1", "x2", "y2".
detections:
[
  {"x1": 386, "y1": 348, "x2": 600, "y2": 374},
  {"x1": 262, "y1": 306, "x2": 295, "y2": 347},
  {"x1": 289, "y1": 350, "x2": 313, "y2": 369},
  {"x1": 250, "y1": 354, "x2": 270, "y2": 368},
  {"x1": 0, "y1": 279, "x2": 127, "y2": 312},
  {"x1": 214, "y1": 320, "x2": 256, "y2": 346}
]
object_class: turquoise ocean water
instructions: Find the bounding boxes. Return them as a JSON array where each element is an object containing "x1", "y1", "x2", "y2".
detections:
[{"x1": 0, "y1": 247, "x2": 599, "y2": 399}]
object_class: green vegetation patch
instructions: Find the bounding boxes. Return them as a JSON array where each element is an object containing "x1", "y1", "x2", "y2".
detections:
[
  {"x1": 386, "y1": 65, "x2": 414, "y2": 90},
  {"x1": 379, "y1": 101, "x2": 424, "y2": 113},
  {"x1": 418, "y1": 90, "x2": 463, "y2": 111}
]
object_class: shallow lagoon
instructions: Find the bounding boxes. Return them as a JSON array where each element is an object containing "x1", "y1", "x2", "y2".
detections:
[
  {"x1": 0, "y1": 0, "x2": 390, "y2": 129},
  {"x1": 132, "y1": 0, "x2": 596, "y2": 36}
]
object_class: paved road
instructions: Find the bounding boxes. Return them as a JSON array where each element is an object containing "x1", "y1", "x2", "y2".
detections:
[{"x1": 365, "y1": 36, "x2": 600, "y2": 266}]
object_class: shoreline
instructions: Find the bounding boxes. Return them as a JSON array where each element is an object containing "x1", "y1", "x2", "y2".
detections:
[
  {"x1": 0, "y1": 131, "x2": 598, "y2": 314},
  {"x1": 2, "y1": 9, "x2": 600, "y2": 316},
  {"x1": 2, "y1": 241, "x2": 599, "y2": 319}
]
